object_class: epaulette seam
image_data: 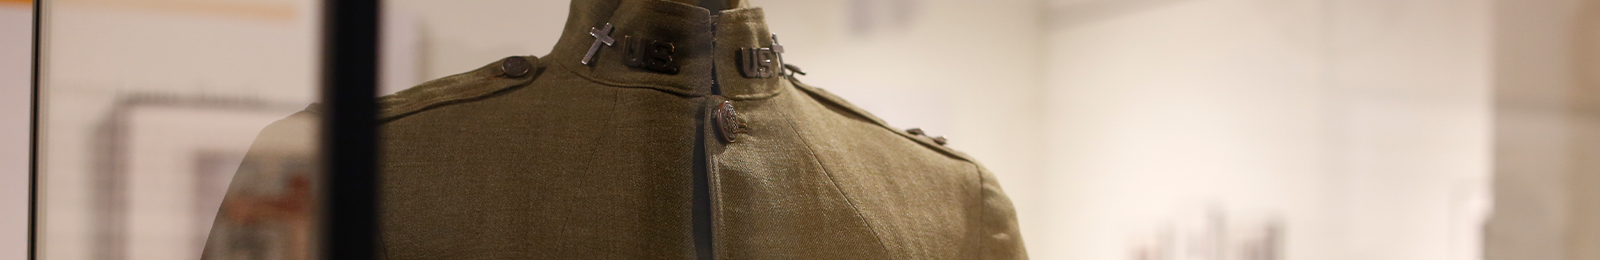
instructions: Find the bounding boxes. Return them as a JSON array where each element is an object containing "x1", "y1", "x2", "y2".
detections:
[
  {"x1": 786, "y1": 77, "x2": 976, "y2": 163},
  {"x1": 375, "y1": 56, "x2": 541, "y2": 123}
]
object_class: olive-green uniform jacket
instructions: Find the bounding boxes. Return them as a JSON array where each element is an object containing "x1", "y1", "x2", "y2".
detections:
[{"x1": 206, "y1": 0, "x2": 1025, "y2": 259}]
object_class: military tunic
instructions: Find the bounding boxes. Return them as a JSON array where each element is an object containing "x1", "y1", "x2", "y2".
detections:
[{"x1": 206, "y1": 0, "x2": 1026, "y2": 259}]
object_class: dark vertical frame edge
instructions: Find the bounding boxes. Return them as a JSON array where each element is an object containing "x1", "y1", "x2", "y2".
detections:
[
  {"x1": 321, "y1": 0, "x2": 381, "y2": 259},
  {"x1": 28, "y1": 0, "x2": 41, "y2": 259}
]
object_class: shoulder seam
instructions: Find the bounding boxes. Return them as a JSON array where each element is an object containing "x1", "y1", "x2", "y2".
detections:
[
  {"x1": 376, "y1": 56, "x2": 541, "y2": 123},
  {"x1": 786, "y1": 77, "x2": 976, "y2": 162}
]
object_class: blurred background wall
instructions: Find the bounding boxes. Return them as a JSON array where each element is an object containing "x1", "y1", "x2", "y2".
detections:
[
  {"x1": 1044, "y1": 0, "x2": 1493, "y2": 260},
  {"x1": 2, "y1": 1, "x2": 34, "y2": 260},
  {"x1": 11, "y1": 0, "x2": 1600, "y2": 259}
]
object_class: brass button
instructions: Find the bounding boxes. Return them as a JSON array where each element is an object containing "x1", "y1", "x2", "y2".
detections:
[
  {"x1": 714, "y1": 101, "x2": 749, "y2": 143},
  {"x1": 500, "y1": 57, "x2": 531, "y2": 77},
  {"x1": 906, "y1": 128, "x2": 925, "y2": 136}
]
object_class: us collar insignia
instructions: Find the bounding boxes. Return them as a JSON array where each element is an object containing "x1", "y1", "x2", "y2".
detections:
[{"x1": 738, "y1": 34, "x2": 785, "y2": 78}]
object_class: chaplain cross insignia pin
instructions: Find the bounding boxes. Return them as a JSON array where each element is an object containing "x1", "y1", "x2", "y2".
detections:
[{"x1": 582, "y1": 23, "x2": 615, "y2": 65}]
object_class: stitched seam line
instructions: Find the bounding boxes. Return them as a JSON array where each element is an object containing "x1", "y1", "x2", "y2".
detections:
[
  {"x1": 787, "y1": 78, "x2": 973, "y2": 163},
  {"x1": 707, "y1": 101, "x2": 727, "y2": 258},
  {"x1": 376, "y1": 57, "x2": 539, "y2": 122},
  {"x1": 775, "y1": 96, "x2": 897, "y2": 259},
  {"x1": 971, "y1": 162, "x2": 985, "y2": 259},
  {"x1": 375, "y1": 77, "x2": 531, "y2": 123}
]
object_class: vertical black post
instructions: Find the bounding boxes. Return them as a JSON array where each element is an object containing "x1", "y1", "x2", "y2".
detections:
[
  {"x1": 28, "y1": 0, "x2": 41, "y2": 259},
  {"x1": 322, "y1": 0, "x2": 380, "y2": 259}
]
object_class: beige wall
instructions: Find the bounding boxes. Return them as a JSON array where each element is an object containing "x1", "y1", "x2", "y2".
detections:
[
  {"x1": 2, "y1": 3, "x2": 34, "y2": 260},
  {"x1": 1041, "y1": 0, "x2": 1491, "y2": 260},
  {"x1": 380, "y1": 0, "x2": 568, "y2": 91}
]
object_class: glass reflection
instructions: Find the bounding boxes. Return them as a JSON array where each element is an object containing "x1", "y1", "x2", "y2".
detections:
[{"x1": 35, "y1": 0, "x2": 321, "y2": 259}]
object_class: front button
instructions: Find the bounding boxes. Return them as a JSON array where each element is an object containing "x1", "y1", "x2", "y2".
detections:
[
  {"x1": 500, "y1": 57, "x2": 531, "y2": 77},
  {"x1": 715, "y1": 101, "x2": 749, "y2": 143}
]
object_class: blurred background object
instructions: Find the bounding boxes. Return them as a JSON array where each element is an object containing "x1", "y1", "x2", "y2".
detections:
[
  {"x1": 1486, "y1": 0, "x2": 1600, "y2": 259},
  {"x1": 12, "y1": 0, "x2": 1600, "y2": 259}
]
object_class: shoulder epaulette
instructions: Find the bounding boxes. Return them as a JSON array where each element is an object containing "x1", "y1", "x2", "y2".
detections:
[
  {"x1": 787, "y1": 78, "x2": 975, "y2": 162},
  {"x1": 376, "y1": 55, "x2": 542, "y2": 122}
]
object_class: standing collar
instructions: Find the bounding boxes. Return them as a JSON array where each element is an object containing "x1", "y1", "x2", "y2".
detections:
[{"x1": 548, "y1": 0, "x2": 786, "y2": 99}]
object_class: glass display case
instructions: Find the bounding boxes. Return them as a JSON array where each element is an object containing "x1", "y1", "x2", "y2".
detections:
[
  {"x1": 22, "y1": 0, "x2": 1600, "y2": 259},
  {"x1": 32, "y1": 0, "x2": 338, "y2": 259}
]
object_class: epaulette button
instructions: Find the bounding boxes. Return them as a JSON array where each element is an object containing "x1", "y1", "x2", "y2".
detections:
[{"x1": 500, "y1": 56, "x2": 531, "y2": 77}]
